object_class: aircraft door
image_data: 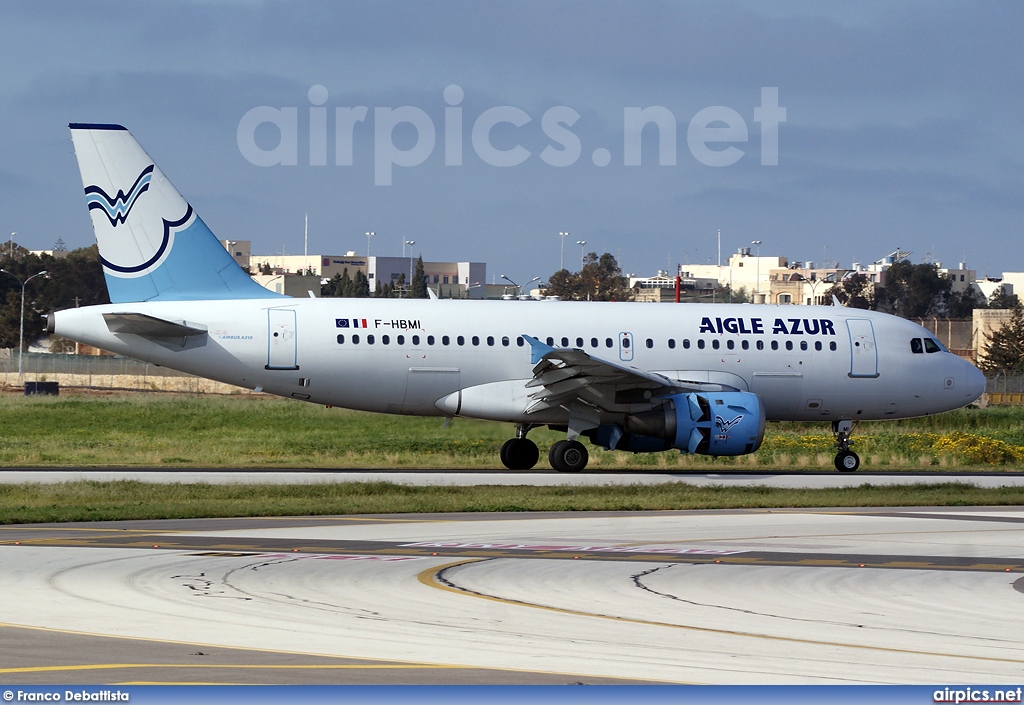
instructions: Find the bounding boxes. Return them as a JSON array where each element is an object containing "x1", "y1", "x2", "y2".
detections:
[
  {"x1": 266, "y1": 308, "x2": 299, "y2": 370},
  {"x1": 619, "y1": 332, "x2": 634, "y2": 362},
  {"x1": 846, "y1": 318, "x2": 878, "y2": 378}
]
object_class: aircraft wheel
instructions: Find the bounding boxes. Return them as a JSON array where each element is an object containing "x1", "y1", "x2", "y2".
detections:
[
  {"x1": 834, "y1": 451, "x2": 860, "y2": 472},
  {"x1": 500, "y1": 438, "x2": 539, "y2": 470},
  {"x1": 549, "y1": 439, "x2": 589, "y2": 472}
]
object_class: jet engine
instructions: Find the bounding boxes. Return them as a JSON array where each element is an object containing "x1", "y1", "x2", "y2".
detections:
[{"x1": 589, "y1": 391, "x2": 766, "y2": 456}]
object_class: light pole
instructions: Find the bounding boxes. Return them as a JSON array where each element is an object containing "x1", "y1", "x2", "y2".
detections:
[
  {"x1": 558, "y1": 231, "x2": 570, "y2": 271},
  {"x1": 500, "y1": 274, "x2": 518, "y2": 297},
  {"x1": 365, "y1": 231, "x2": 375, "y2": 259},
  {"x1": 399, "y1": 239, "x2": 416, "y2": 297},
  {"x1": 8, "y1": 232, "x2": 14, "y2": 260},
  {"x1": 751, "y1": 240, "x2": 762, "y2": 302},
  {"x1": 576, "y1": 240, "x2": 587, "y2": 268},
  {"x1": 0, "y1": 268, "x2": 48, "y2": 379}
]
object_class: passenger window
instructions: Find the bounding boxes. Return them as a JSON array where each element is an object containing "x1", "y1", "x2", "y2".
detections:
[
  {"x1": 829, "y1": 341, "x2": 837, "y2": 351},
  {"x1": 561, "y1": 337, "x2": 569, "y2": 347},
  {"x1": 457, "y1": 336, "x2": 465, "y2": 346},
  {"x1": 668, "y1": 339, "x2": 676, "y2": 349},
  {"x1": 911, "y1": 338, "x2": 923, "y2": 354},
  {"x1": 712, "y1": 340, "x2": 720, "y2": 350},
  {"x1": 726, "y1": 340, "x2": 734, "y2": 350},
  {"x1": 546, "y1": 336, "x2": 554, "y2": 346},
  {"x1": 517, "y1": 337, "x2": 525, "y2": 347},
  {"x1": 337, "y1": 334, "x2": 345, "y2": 344},
  {"x1": 785, "y1": 340, "x2": 793, "y2": 351},
  {"x1": 412, "y1": 335, "x2": 419, "y2": 345},
  {"x1": 472, "y1": 336, "x2": 479, "y2": 346},
  {"x1": 397, "y1": 335, "x2": 405, "y2": 345},
  {"x1": 591, "y1": 338, "x2": 599, "y2": 348},
  {"x1": 502, "y1": 336, "x2": 509, "y2": 347},
  {"x1": 741, "y1": 340, "x2": 749, "y2": 350},
  {"x1": 352, "y1": 334, "x2": 360, "y2": 344},
  {"x1": 442, "y1": 335, "x2": 450, "y2": 345},
  {"x1": 771, "y1": 340, "x2": 779, "y2": 350},
  {"x1": 697, "y1": 339, "x2": 705, "y2": 350},
  {"x1": 622, "y1": 337, "x2": 631, "y2": 349},
  {"x1": 683, "y1": 339, "x2": 690, "y2": 349},
  {"x1": 756, "y1": 340, "x2": 764, "y2": 350},
  {"x1": 426, "y1": 335, "x2": 434, "y2": 345},
  {"x1": 382, "y1": 335, "x2": 390, "y2": 345},
  {"x1": 367, "y1": 335, "x2": 375, "y2": 345},
  {"x1": 924, "y1": 338, "x2": 941, "y2": 353},
  {"x1": 605, "y1": 338, "x2": 613, "y2": 348},
  {"x1": 814, "y1": 341, "x2": 822, "y2": 351},
  {"x1": 646, "y1": 338, "x2": 653, "y2": 349},
  {"x1": 487, "y1": 336, "x2": 494, "y2": 346},
  {"x1": 576, "y1": 337, "x2": 584, "y2": 347}
]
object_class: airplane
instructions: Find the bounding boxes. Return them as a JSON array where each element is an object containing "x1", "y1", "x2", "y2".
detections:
[{"x1": 50, "y1": 123, "x2": 987, "y2": 473}]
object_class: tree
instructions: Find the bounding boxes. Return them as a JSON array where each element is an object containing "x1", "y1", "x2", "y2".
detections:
[
  {"x1": 543, "y1": 252, "x2": 633, "y2": 301},
  {"x1": 874, "y1": 261, "x2": 950, "y2": 318},
  {"x1": 946, "y1": 288, "x2": 986, "y2": 318},
  {"x1": 825, "y1": 273, "x2": 875, "y2": 310},
  {"x1": 979, "y1": 304, "x2": 1024, "y2": 374},
  {"x1": 989, "y1": 287, "x2": 1020, "y2": 310},
  {"x1": 410, "y1": 256, "x2": 428, "y2": 298}
]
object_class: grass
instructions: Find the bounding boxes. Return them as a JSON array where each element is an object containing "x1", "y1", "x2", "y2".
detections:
[
  {"x1": 1, "y1": 394, "x2": 1023, "y2": 523},
  {"x1": 1, "y1": 480, "x2": 1023, "y2": 524},
  {"x1": 1, "y1": 392, "x2": 1024, "y2": 470}
]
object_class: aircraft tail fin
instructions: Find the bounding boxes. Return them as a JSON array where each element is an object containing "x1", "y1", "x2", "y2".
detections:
[{"x1": 68, "y1": 123, "x2": 278, "y2": 303}]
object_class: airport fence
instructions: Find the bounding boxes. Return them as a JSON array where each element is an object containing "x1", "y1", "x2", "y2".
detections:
[{"x1": 0, "y1": 350, "x2": 248, "y2": 394}]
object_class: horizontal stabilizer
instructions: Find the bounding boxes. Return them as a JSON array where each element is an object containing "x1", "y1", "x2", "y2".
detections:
[{"x1": 103, "y1": 312, "x2": 208, "y2": 338}]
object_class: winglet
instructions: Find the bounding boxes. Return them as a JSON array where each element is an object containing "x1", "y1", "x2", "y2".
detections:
[{"x1": 522, "y1": 334, "x2": 555, "y2": 365}]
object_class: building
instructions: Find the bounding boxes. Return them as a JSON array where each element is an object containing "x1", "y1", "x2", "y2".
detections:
[
  {"x1": 628, "y1": 272, "x2": 719, "y2": 302},
  {"x1": 369, "y1": 257, "x2": 486, "y2": 298}
]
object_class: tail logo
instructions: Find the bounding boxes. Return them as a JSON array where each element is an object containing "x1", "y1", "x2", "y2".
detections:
[{"x1": 84, "y1": 164, "x2": 154, "y2": 227}]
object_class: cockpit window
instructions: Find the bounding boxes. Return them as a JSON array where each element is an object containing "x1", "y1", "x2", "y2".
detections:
[
  {"x1": 924, "y1": 338, "x2": 942, "y2": 354},
  {"x1": 911, "y1": 338, "x2": 923, "y2": 354}
]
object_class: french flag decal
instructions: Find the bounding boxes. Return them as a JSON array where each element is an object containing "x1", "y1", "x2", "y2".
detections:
[{"x1": 336, "y1": 318, "x2": 367, "y2": 328}]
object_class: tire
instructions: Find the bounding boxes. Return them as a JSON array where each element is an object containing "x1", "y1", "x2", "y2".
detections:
[
  {"x1": 834, "y1": 451, "x2": 860, "y2": 472},
  {"x1": 501, "y1": 438, "x2": 539, "y2": 470},
  {"x1": 549, "y1": 439, "x2": 589, "y2": 472}
]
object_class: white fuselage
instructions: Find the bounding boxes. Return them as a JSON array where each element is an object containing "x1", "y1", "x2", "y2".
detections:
[{"x1": 52, "y1": 299, "x2": 986, "y2": 425}]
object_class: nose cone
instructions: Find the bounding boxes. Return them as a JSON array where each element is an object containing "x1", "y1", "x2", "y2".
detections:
[{"x1": 964, "y1": 360, "x2": 986, "y2": 404}]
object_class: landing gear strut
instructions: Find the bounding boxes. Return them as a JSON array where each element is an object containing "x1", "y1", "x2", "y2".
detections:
[
  {"x1": 499, "y1": 424, "x2": 539, "y2": 470},
  {"x1": 832, "y1": 420, "x2": 860, "y2": 472}
]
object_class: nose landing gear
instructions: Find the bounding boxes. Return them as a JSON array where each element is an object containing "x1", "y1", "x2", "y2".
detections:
[{"x1": 832, "y1": 419, "x2": 860, "y2": 472}]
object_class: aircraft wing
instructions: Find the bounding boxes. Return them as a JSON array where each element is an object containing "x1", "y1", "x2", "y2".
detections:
[
  {"x1": 522, "y1": 335, "x2": 683, "y2": 414},
  {"x1": 103, "y1": 312, "x2": 208, "y2": 339}
]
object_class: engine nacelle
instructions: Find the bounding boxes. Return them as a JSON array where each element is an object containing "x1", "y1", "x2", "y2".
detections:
[{"x1": 590, "y1": 391, "x2": 766, "y2": 456}]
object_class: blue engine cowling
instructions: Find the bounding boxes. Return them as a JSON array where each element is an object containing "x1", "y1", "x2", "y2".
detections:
[{"x1": 589, "y1": 391, "x2": 766, "y2": 456}]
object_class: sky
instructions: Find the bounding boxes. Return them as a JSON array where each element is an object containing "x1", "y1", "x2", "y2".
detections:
[{"x1": 0, "y1": 0, "x2": 1021, "y2": 286}]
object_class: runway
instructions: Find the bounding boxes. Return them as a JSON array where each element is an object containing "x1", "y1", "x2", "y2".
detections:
[
  {"x1": 2, "y1": 507, "x2": 1024, "y2": 684},
  {"x1": 3, "y1": 468, "x2": 1024, "y2": 487}
]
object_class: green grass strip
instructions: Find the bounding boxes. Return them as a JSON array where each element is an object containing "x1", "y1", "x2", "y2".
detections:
[{"x1": 0, "y1": 480, "x2": 1023, "y2": 524}]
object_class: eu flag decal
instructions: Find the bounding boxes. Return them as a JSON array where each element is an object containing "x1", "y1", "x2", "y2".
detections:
[{"x1": 336, "y1": 319, "x2": 350, "y2": 328}]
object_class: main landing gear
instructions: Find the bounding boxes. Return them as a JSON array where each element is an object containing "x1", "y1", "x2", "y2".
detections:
[
  {"x1": 499, "y1": 424, "x2": 540, "y2": 470},
  {"x1": 548, "y1": 439, "x2": 589, "y2": 473},
  {"x1": 499, "y1": 425, "x2": 590, "y2": 472},
  {"x1": 832, "y1": 419, "x2": 860, "y2": 472}
]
